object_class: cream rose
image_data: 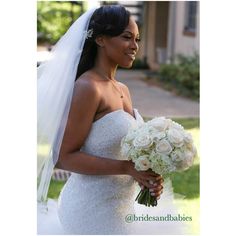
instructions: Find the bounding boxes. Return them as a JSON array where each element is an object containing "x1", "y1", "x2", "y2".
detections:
[
  {"x1": 148, "y1": 117, "x2": 170, "y2": 132},
  {"x1": 134, "y1": 155, "x2": 151, "y2": 171},
  {"x1": 155, "y1": 139, "x2": 173, "y2": 155},
  {"x1": 174, "y1": 150, "x2": 194, "y2": 171},
  {"x1": 152, "y1": 131, "x2": 166, "y2": 141},
  {"x1": 170, "y1": 121, "x2": 184, "y2": 131},
  {"x1": 133, "y1": 134, "x2": 153, "y2": 149},
  {"x1": 167, "y1": 128, "x2": 184, "y2": 147},
  {"x1": 184, "y1": 150, "x2": 194, "y2": 162},
  {"x1": 183, "y1": 132, "x2": 193, "y2": 144}
]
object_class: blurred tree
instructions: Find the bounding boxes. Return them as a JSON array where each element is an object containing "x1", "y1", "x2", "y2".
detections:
[{"x1": 37, "y1": 1, "x2": 84, "y2": 45}]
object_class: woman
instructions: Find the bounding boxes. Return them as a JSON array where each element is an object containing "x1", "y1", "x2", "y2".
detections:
[{"x1": 37, "y1": 5, "x2": 188, "y2": 235}]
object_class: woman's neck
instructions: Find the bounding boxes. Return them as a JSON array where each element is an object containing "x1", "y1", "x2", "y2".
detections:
[{"x1": 94, "y1": 52, "x2": 118, "y2": 80}]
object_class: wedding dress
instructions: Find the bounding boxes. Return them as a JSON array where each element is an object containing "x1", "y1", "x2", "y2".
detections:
[{"x1": 37, "y1": 109, "x2": 190, "y2": 235}]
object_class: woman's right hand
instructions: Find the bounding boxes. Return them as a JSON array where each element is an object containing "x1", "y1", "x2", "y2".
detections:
[{"x1": 125, "y1": 161, "x2": 164, "y2": 199}]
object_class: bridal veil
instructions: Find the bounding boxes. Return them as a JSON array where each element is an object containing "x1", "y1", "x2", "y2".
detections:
[{"x1": 37, "y1": 7, "x2": 97, "y2": 205}]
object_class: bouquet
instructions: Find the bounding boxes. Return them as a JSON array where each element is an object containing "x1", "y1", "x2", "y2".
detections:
[{"x1": 121, "y1": 117, "x2": 197, "y2": 207}]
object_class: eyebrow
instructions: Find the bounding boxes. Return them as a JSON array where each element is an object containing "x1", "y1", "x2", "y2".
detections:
[{"x1": 123, "y1": 30, "x2": 140, "y2": 37}]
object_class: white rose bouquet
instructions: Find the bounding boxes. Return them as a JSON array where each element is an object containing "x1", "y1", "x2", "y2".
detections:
[{"x1": 121, "y1": 117, "x2": 197, "y2": 207}]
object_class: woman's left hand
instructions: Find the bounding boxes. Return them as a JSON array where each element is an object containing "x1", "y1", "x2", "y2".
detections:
[{"x1": 138, "y1": 177, "x2": 164, "y2": 199}]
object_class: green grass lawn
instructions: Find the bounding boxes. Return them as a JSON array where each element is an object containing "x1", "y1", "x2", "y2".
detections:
[
  {"x1": 48, "y1": 180, "x2": 65, "y2": 199},
  {"x1": 48, "y1": 117, "x2": 200, "y2": 234}
]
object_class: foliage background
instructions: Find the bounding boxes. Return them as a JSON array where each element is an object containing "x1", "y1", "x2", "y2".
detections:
[{"x1": 37, "y1": 1, "x2": 85, "y2": 44}]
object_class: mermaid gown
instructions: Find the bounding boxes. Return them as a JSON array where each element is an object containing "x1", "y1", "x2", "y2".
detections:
[{"x1": 37, "y1": 109, "x2": 189, "y2": 235}]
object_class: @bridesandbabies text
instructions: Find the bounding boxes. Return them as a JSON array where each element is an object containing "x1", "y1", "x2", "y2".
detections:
[{"x1": 125, "y1": 213, "x2": 192, "y2": 223}]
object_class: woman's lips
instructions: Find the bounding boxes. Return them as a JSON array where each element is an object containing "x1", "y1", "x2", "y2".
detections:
[{"x1": 126, "y1": 53, "x2": 136, "y2": 60}]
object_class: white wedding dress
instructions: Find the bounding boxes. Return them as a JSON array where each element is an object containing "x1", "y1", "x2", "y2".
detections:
[{"x1": 37, "y1": 109, "x2": 190, "y2": 235}]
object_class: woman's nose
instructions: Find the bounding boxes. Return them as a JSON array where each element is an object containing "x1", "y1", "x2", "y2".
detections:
[{"x1": 131, "y1": 39, "x2": 139, "y2": 51}]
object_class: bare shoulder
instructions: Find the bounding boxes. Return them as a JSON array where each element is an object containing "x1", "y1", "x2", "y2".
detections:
[
  {"x1": 118, "y1": 81, "x2": 128, "y2": 88},
  {"x1": 70, "y1": 72, "x2": 101, "y2": 119},
  {"x1": 74, "y1": 72, "x2": 101, "y2": 99},
  {"x1": 118, "y1": 81, "x2": 129, "y2": 92}
]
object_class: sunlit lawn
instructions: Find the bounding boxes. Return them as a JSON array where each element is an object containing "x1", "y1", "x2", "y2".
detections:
[{"x1": 48, "y1": 117, "x2": 200, "y2": 234}]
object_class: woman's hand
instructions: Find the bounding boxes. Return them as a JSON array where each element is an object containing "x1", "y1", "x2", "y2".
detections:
[{"x1": 125, "y1": 161, "x2": 164, "y2": 199}]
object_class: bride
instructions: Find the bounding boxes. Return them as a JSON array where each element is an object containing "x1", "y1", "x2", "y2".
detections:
[{"x1": 37, "y1": 4, "x2": 189, "y2": 235}]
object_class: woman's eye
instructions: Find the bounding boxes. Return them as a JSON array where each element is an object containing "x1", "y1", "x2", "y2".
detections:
[
  {"x1": 123, "y1": 36, "x2": 131, "y2": 40},
  {"x1": 123, "y1": 36, "x2": 141, "y2": 43}
]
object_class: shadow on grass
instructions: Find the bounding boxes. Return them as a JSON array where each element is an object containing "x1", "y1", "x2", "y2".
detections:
[{"x1": 169, "y1": 163, "x2": 200, "y2": 199}]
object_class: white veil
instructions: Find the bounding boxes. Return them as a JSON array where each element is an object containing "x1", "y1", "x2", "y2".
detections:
[{"x1": 37, "y1": 7, "x2": 97, "y2": 205}]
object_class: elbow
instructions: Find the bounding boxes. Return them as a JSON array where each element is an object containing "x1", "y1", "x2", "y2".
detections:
[
  {"x1": 55, "y1": 153, "x2": 68, "y2": 170},
  {"x1": 54, "y1": 159, "x2": 63, "y2": 169}
]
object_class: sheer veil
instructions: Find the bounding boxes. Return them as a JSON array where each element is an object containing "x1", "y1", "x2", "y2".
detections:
[{"x1": 37, "y1": 7, "x2": 97, "y2": 206}]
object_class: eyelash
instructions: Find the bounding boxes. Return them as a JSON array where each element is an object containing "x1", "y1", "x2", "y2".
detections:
[{"x1": 123, "y1": 36, "x2": 141, "y2": 43}]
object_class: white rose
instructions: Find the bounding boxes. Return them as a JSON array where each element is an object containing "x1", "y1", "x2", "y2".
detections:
[
  {"x1": 176, "y1": 151, "x2": 194, "y2": 171},
  {"x1": 135, "y1": 155, "x2": 151, "y2": 171},
  {"x1": 167, "y1": 128, "x2": 184, "y2": 147},
  {"x1": 169, "y1": 121, "x2": 184, "y2": 131},
  {"x1": 171, "y1": 149, "x2": 194, "y2": 171},
  {"x1": 155, "y1": 139, "x2": 173, "y2": 155},
  {"x1": 152, "y1": 131, "x2": 166, "y2": 141},
  {"x1": 133, "y1": 133, "x2": 153, "y2": 149},
  {"x1": 148, "y1": 117, "x2": 170, "y2": 132},
  {"x1": 184, "y1": 132, "x2": 193, "y2": 144},
  {"x1": 184, "y1": 150, "x2": 194, "y2": 163}
]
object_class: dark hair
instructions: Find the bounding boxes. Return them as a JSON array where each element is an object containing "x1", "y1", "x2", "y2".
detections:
[{"x1": 75, "y1": 5, "x2": 130, "y2": 80}]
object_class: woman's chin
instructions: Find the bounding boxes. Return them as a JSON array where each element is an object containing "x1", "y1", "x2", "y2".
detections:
[{"x1": 119, "y1": 62, "x2": 134, "y2": 69}]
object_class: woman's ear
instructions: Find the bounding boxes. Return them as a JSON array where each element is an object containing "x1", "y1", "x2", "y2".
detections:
[{"x1": 95, "y1": 35, "x2": 105, "y2": 47}]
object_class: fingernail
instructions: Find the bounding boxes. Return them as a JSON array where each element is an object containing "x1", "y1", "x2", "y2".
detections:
[
  {"x1": 149, "y1": 180, "x2": 154, "y2": 185},
  {"x1": 154, "y1": 183, "x2": 158, "y2": 186},
  {"x1": 151, "y1": 193, "x2": 156, "y2": 196},
  {"x1": 149, "y1": 189, "x2": 154, "y2": 192},
  {"x1": 141, "y1": 185, "x2": 144, "y2": 190}
]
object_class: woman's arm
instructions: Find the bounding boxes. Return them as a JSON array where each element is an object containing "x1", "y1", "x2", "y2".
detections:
[{"x1": 57, "y1": 149, "x2": 129, "y2": 175}]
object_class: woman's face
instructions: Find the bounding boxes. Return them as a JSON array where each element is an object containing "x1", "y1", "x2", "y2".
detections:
[{"x1": 102, "y1": 17, "x2": 140, "y2": 68}]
